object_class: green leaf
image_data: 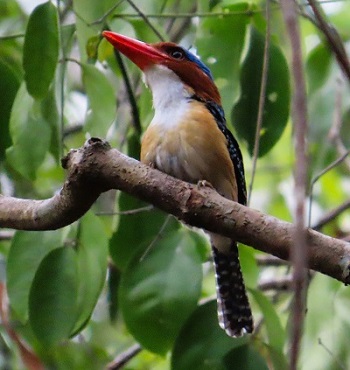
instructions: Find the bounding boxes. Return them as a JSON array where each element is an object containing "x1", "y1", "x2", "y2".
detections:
[
  {"x1": 23, "y1": 1, "x2": 59, "y2": 99},
  {"x1": 109, "y1": 133, "x2": 174, "y2": 270},
  {"x1": 172, "y1": 300, "x2": 248, "y2": 370},
  {"x1": 250, "y1": 289, "x2": 287, "y2": 369},
  {"x1": 71, "y1": 212, "x2": 108, "y2": 335},
  {"x1": 196, "y1": 3, "x2": 250, "y2": 113},
  {"x1": 223, "y1": 345, "x2": 269, "y2": 370},
  {"x1": 7, "y1": 230, "x2": 63, "y2": 322},
  {"x1": 109, "y1": 130, "x2": 174, "y2": 267},
  {"x1": 107, "y1": 264, "x2": 121, "y2": 322},
  {"x1": 232, "y1": 26, "x2": 290, "y2": 157},
  {"x1": 82, "y1": 63, "x2": 116, "y2": 136},
  {"x1": 0, "y1": 59, "x2": 20, "y2": 161},
  {"x1": 72, "y1": 0, "x2": 119, "y2": 61},
  {"x1": 41, "y1": 87, "x2": 61, "y2": 162},
  {"x1": 109, "y1": 196, "x2": 173, "y2": 270},
  {"x1": 119, "y1": 229, "x2": 203, "y2": 354},
  {"x1": 29, "y1": 247, "x2": 78, "y2": 346},
  {"x1": 6, "y1": 83, "x2": 51, "y2": 180},
  {"x1": 238, "y1": 245, "x2": 259, "y2": 288},
  {"x1": 86, "y1": 35, "x2": 101, "y2": 63},
  {"x1": 306, "y1": 43, "x2": 332, "y2": 94}
]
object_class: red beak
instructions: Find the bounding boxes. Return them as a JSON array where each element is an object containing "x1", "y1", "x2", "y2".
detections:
[{"x1": 103, "y1": 31, "x2": 168, "y2": 71}]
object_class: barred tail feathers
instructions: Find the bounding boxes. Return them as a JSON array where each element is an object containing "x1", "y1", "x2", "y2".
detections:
[{"x1": 212, "y1": 241, "x2": 253, "y2": 337}]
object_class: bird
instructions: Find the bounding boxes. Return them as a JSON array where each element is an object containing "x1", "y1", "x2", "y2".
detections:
[{"x1": 103, "y1": 31, "x2": 253, "y2": 337}]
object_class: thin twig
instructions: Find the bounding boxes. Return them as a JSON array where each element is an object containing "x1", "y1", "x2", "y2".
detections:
[
  {"x1": 126, "y1": 0, "x2": 164, "y2": 41},
  {"x1": 95, "y1": 205, "x2": 154, "y2": 216},
  {"x1": 169, "y1": 3, "x2": 197, "y2": 43},
  {"x1": 0, "y1": 231, "x2": 14, "y2": 241},
  {"x1": 90, "y1": 0, "x2": 125, "y2": 25},
  {"x1": 58, "y1": 0, "x2": 66, "y2": 157},
  {"x1": 63, "y1": 124, "x2": 84, "y2": 138},
  {"x1": 328, "y1": 80, "x2": 350, "y2": 172},
  {"x1": 139, "y1": 215, "x2": 172, "y2": 261},
  {"x1": 280, "y1": 1, "x2": 309, "y2": 369},
  {"x1": 113, "y1": 49, "x2": 142, "y2": 135},
  {"x1": 247, "y1": 0, "x2": 271, "y2": 205},
  {"x1": 0, "y1": 33, "x2": 25, "y2": 40},
  {"x1": 313, "y1": 199, "x2": 350, "y2": 231},
  {"x1": 111, "y1": 7, "x2": 273, "y2": 19},
  {"x1": 106, "y1": 344, "x2": 142, "y2": 370},
  {"x1": 256, "y1": 255, "x2": 290, "y2": 266},
  {"x1": 308, "y1": 150, "x2": 350, "y2": 226},
  {"x1": 307, "y1": 0, "x2": 350, "y2": 84},
  {"x1": 59, "y1": 0, "x2": 73, "y2": 22},
  {"x1": 258, "y1": 276, "x2": 292, "y2": 291},
  {"x1": 318, "y1": 338, "x2": 347, "y2": 370}
]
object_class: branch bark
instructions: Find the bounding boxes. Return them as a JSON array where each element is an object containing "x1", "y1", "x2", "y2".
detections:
[{"x1": 1, "y1": 138, "x2": 350, "y2": 284}]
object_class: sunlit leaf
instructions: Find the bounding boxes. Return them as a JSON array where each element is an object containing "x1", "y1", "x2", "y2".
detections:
[
  {"x1": 6, "y1": 83, "x2": 51, "y2": 180},
  {"x1": 232, "y1": 26, "x2": 290, "y2": 157},
  {"x1": 120, "y1": 229, "x2": 202, "y2": 354},
  {"x1": 238, "y1": 245, "x2": 259, "y2": 288},
  {"x1": 23, "y1": 1, "x2": 59, "y2": 99},
  {"x1": 82, "y1": 63, "x2": 116, "y2": 136}
]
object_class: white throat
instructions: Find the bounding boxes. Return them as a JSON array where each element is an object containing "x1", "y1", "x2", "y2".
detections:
[{"x1": 143, "y1": 65, "x2": 191, "y2": 129}]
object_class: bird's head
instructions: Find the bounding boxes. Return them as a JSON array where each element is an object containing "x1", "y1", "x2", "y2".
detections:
[{"x1": 103, "y1": 31, "x2": 221, "y2": 106}]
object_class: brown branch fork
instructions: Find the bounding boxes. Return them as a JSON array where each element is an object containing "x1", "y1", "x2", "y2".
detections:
[{"x1": 1, "y1": 138, "x2": 350, "y2": 284}]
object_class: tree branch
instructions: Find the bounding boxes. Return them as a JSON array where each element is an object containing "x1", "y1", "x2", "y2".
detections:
[{"x1": 1, "y1": 138, "x2": 350, "y2": 284}]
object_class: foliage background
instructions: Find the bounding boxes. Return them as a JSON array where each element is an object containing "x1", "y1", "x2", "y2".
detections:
[{"x1": 1, "y1": 0, "x2": 350, "y2": 369}]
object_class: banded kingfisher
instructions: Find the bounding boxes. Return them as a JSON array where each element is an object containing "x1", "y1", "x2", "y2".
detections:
[{"x1": 103, "y1": 31, "x2": 253, "y2": 337}]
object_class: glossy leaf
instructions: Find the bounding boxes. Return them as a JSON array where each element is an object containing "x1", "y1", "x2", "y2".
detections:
[
  {"x1": 232, "y1": 26, "x2": 290, "y2": 157},
  {"x1": 23, "y1": 1, "x2": 59, "y2": 99},
  {"x1": 0, "y1": 59, "x2": 20, "y2": 160},
  {"x1": 119, "y1": 229, "x2": 203, "y2": 354},
  {"x1": 196, "y1": 3, "x2": 250, "y2": 113},
  {"x1": 6, "y1": 83, "x2": 51, "y2": 180},
  {"x1": 29, "y1": 247, "x2": 78, "y2": 346},
  {"x1": 172, "y1": 300, "x2": 248, "y2": 370},
  {"x1": 7, "y1": 230, "x2": 63, "y2": 322},
  {"x1": 82, "y1": 63, "x2": 116, "y2": 136},
  {"x1": 71, "y1": 212, "x2": 108, "y2": 334}
]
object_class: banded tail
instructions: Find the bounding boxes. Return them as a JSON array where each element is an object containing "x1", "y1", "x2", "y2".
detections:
[{"x1": 212, "y1": 242, "x2": 253, "y2": 337}]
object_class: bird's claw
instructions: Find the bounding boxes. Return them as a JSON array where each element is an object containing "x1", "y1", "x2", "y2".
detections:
[{"x1": 197, "y1": 180, "x2": 214, "y2": 190}]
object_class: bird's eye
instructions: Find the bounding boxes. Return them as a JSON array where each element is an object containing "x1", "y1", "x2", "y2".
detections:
[{"x1": 171, "y1": 50, "x2": 184, "y2": 59}]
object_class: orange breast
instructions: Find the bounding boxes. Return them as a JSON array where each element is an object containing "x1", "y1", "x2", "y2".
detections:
[{"x1": 141, "y1": 100, "x2": 237, "y2": 201}]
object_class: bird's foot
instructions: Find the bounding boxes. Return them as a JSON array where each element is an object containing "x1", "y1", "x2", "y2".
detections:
[{"x1": 197, "y1": 180, "x2": 214, "y2": 190}]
